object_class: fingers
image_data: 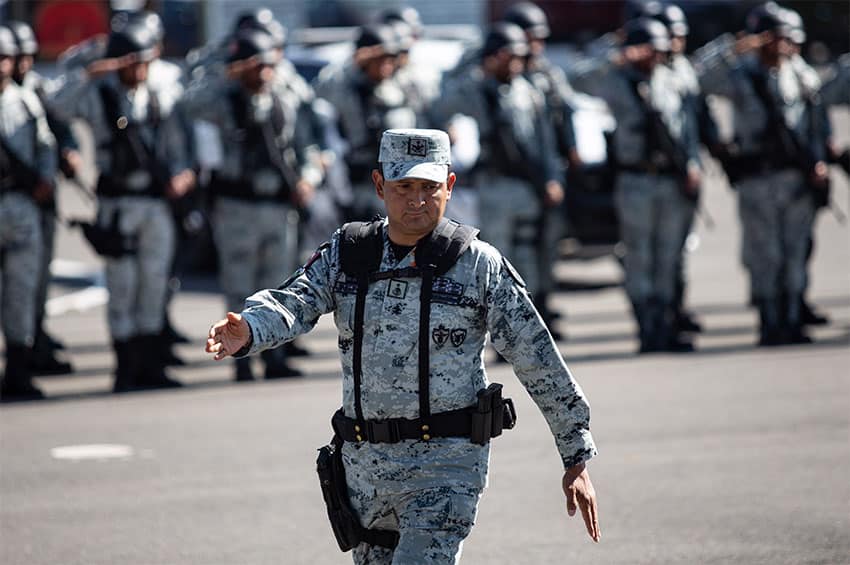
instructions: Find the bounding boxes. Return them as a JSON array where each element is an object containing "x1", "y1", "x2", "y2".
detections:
[
  {"x1": 566, "y1": 485, "x2": 578, "y2": 517},
  {"x1": 579, "y1": 492, "x2": 600, "y2": 542},
  {"x1": 226, "y1": 311, "x2": 242, "y2": 325}
]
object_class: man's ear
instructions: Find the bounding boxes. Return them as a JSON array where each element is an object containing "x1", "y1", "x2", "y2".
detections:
[
  {"x1": 446, "y1": 172, "x2": 456, "y2": 200},
  {"x1": 372, "y1": 169, "x2": 385, "y2": 201}
]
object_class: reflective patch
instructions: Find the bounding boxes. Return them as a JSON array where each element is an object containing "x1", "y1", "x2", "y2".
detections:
[{"x1": 502, "y1": 257, "x2": 526, "y2": 288}]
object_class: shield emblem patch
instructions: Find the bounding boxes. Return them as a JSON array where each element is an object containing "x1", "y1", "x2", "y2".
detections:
[{"x1": 450, "y1": 328, "x2": 467, "y2": 347}]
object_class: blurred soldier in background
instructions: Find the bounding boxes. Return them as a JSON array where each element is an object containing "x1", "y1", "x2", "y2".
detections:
[
  {"x1": 502, "y1": 1, "x2": 580, "y2": 333},
  {"x1": 693, "y1": 2, "x2": 830, "y2": 346},
  {"x1": 113, "y1": 9, "x2": 193, "y2": 354},
  {"x1": 573, "y1": 18, "x2": 700, "y2": 353},
  {"x1": 51, "y1": 22, "x2": 195, "y2": 391},
  {"x1": 180, "y1": 29, "x2": 322, "y2": 381},
  {"x1": 432, "y1": 23, "x2": 564, "y2": 335},
  {"x1": 7, "y1": 20, "x2": 80, "y2": 376},
  {"x1": 313, "y1": 23, "x2": 417, "y2": 221},
  {"x1": 0, "y1": 25, "x2": 57, "y2": 401},
  {"x1": 379, "y1": 6, "x2": 439, "y2": 124},
  {"x1": 645, "y1": 2, "x2": 718, "y2": 335}
]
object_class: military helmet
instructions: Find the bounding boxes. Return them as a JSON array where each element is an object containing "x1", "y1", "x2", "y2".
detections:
[
  {"x1": 779, "y1": 7, "x2": 806, "y2": 44},
  {"x1": 104, "y1": 22, "x2": 158, "y2": 61},
  {"x1": 6, "y1": 21, "x2": 38, "y2": 56},
  {"x1": 112, "y1": 10, "x2": 165, "y2": 44},
  {"x1": 644, "y1": 3, "x2": 689, "y2": 38},
  {"x1": 379, "y1": 6, "x2": 424, "y2": 38},
  {"x1": 623, "y1": 17, "x2": 671, "y2": 52},
  {"x1": 503, "y1": 2, "x2": 550, "y2": 40},
  {"x1": 481, "y1": 22, "x2": 529, "y2": 58},
  {"x1": 0, "y1": 26, "x2": 20, "y2": 57},
  {"x1": 356, "y1": 23, "x2": 400, "y2": 55},
  {"x1": 388, "y1": 20, "x2": 415, "y2": 53},
  {"x1": 745, "y1": 2, "x2": 793, "y2": 38},
  {"x1": 235, "y1": 7, "x2": 286, "y2": 48},
  {"x1": 227, "y1": 29, "x2": 280, "y2": 65}
]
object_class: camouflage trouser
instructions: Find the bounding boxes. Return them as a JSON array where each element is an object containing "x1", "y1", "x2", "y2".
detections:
[
  {"x1": 736, "y1": 169, "x2": 816, "y2": 300},
  {"x1": 477, "y1": 175, "x2": 542, "y2": 296},
  {"x1": 0, "y1": 192, "x2": 42, "y2": 346},
  {"x1": 99, "y1": 196, "x2": 175, "y2": 341},
  {"x1": 614, "y1": 172, "x2": 695, "y2": 304},
  {"x1": 211, "y1": 197, "x2": 297, "y2": 314},
  {"x1": 34, "y1": 207, "x2": 57, "y2": 327},
  {"x1": 348, "y1": 484, "x2": 482, "y2": 565}
]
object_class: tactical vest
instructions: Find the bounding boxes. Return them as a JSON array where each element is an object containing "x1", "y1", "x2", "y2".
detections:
[
  {"x1": 96, "y1": 83, "x2": 164, "y2": 197},
  {"x1": 209, "y1": 88, "x2": 296, "y2": 203},
  {"x1": 331, "y1": 217, "x2": 516, "y2": 444}
]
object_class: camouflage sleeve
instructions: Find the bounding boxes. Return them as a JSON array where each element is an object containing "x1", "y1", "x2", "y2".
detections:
[
  {"x1": 239, "y1": 234, "x2": 340, "y2": 356},
  {"x1": 22, "y1": 90, "x2": 58, "y2": 178},
  {"x1": 691, "y1": 34, "x2": 738, "y2": 98},
  {"x1": 484, "y1": 252, "x2": 597, "y2": 469}
]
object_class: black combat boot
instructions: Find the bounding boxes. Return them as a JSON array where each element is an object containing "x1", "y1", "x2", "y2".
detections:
[
  {"x1": 162, "y1": 313, "x2": 191, "y2": 344},
  {"x1": 785, "y1": 294, "x2": 813, "y2": 345},
  {"x1": 234, "y1": 357, "x2": 254, "y2": 382},
  {"x1": 262, "y1": 348, "x2": 302, "y2": 379},
  {"x1": 757, "y1": 298, "x2": 785, "y2": 347},
  {"x1": 29, "y1": 329, "x2": 73, "y2": 376},
  {"x1": 673, "y1": 279, "x2": 702, "y2": 333},
  {"x1": 156, "y1": 332, "x2": 186, "y2": 367},
  {"x1": 632, "y1": 299, "x2": 659, "y2": 354},
  {"x1": 800, "y1": 297, "x2": 829, "y2": 326},
  {"x1": 657, "y1": 301, "x2": 694, "y2": 353},
  {"x1": 112, "y1": 339, "x2": 138, "y2": 393},
  {"x1": 284, "y1": 339, "x2": 310, "y2": 357},
  {"x1": 1, "y1": 344, "x2": 45, "y2": 402},
  {"x1": 135, "y1": 334, "x2": 183, "y2": 389}
]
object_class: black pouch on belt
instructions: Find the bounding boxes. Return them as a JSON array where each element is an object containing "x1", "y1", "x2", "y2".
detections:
[{"x1": 316, "y1": 435, "x2": 399, "y2": 552}]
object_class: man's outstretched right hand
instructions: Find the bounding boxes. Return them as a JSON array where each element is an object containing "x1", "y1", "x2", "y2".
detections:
[{"x1": 206, "y1": 312, "x2": 251, "y2": 360}]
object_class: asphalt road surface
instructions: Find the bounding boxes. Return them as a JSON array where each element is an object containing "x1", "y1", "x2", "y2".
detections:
[{"x1": 2, "y1": 110, "x2": 849, "y2": 564}]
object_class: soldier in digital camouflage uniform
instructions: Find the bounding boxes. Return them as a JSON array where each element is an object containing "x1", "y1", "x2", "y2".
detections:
[
  {"x1": 7, "y1": 20, "x2": 79, "y2": 375},
  {"x1": 313, "y1": 23, "x2": 418, "y2": 222},
  {"x1": 693, "y1": 2, "x2": 830, "y2": 346},
  {"x1": 0, "y1": 26, "x2": 57, "y2": 401},
  {"x1": 431, "y1": 23, "x2": 565, "y2": 316},
  {"x1": 180, "y1": 29, "x2": 322, "y2": 381},
  {"x1": 206, "y1": 129, "x2": 600, "y2": 563},
  {"x1": 51, "y1": 22, "x2": 194, "y2": 391},
  {"x1": 573, "y1": 18, "x2": 700, "y2": 353}
]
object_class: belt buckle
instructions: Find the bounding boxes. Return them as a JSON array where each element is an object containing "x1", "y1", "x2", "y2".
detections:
[{"x1": 367, "y1": 420, "x2": 401, "y2": 443}]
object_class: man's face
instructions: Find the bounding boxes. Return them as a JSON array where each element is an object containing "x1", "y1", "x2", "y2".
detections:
[
  {"x1": 671, "y1": 36, "x2": 686, "y2": 55},
  {"x1": 362, "y1": 53, "x2": 396, "y2": 82},
  {"x1": 117, "y1": 60, "x2": 149, "y2": 87},
  {"x1": 490, "y1": 49, "x2": 524, "y2": 83},
  {"x1": 241, "y1": 62, "x2": 274, "y2": 93},
  {"x1": 14, "y1": 54, "x2": 33, "y2": 81},
  {"x1": 0, "y1": 55, "x2": 13, "y2": 82},
  {"x1": 373, "y1": 171, "x2": 456, "y2": 242}
]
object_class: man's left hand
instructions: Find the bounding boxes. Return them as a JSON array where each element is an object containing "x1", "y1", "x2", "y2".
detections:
[
  {"x1": 166, "y1": 169, "x2": 196, "y2": 200},
  {"x1": 544, "y1": 180, "x2": 564, "y2": 207},
  {"x1": 562, "y1": 462, "x2": 600, "y2": 542}
]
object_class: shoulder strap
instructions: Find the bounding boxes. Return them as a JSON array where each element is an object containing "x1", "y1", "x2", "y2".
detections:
[{"x1": 339, "y1": 220, "x2": 384, "y2": 422}]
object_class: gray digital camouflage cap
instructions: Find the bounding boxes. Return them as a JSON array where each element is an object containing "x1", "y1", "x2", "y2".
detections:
[{"x1": 378, "y1": 129, "x2": 451, "y2": 182}]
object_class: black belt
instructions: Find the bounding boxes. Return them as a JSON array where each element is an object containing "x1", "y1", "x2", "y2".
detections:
[
  {"x1": 97, "y1": 174, "x2": 162, "y2": 198},
  {"x1": 209, "y1": 173, "x2": 291, "y2": 203},
  {"x1": 331, "y1": 395, "x2": 516, "y2": 446},
  {"x1": 618, "y1": 163, "x2": 677, "y2": 176}
]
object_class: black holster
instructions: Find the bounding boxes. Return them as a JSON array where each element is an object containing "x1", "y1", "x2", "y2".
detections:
[
  {"x1": 316, "y1": 435, "x2": 399, "y2": 553},
  {"x1": 470, "y1": 383, "x2": 517, "y2": 445}
]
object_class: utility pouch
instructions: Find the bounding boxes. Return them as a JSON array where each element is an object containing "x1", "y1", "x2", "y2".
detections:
[
  {"x1": 470, "y1": 383, "x2": 516, "y2": 445},
  {"x1": 316, "y1": 435, "x2": 399, "y2": 553}
]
